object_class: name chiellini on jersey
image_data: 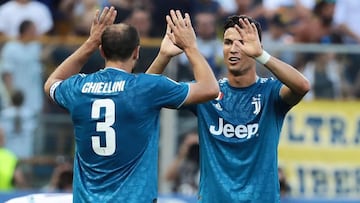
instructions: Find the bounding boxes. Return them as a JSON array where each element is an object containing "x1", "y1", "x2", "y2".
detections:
[{"x1": 81, "y1": 81, "x2": 126, "y2": 94}]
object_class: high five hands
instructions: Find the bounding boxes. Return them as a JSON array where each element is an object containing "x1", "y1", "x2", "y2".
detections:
[{"x1": 165, "y1": 10, "x2": 197, "y2": 52}]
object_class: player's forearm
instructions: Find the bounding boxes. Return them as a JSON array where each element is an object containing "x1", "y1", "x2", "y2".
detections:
[
  {"x1": 185, "y1": 47, "x2": 219, "y2": 102},
  {"x1": 186, "y1": 47, "x2": 216, "y2": 82},
  {"x1": 44, "y1": 39, "x2": 98, "y2": 95},
  {"x1": 51, "y1": 39, "x2": 98, "y2": 80},
  {"x1": 264, "y1": 56, "x2": 310, "y2": 96},
  {"x1": 146, "y1": 53, "x2": 171, "y2": 74}
]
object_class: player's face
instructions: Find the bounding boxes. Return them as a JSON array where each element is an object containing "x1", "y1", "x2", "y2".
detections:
[{"x1": 223, "y1": 27, "x2": 254, "y2": 76}]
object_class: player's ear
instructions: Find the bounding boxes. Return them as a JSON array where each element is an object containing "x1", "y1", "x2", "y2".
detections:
[
  {"x1": 132, "y1": 45, "x2": 140, "y2": 60},
  {"x1": 99, "y1": 45, "x2": 106, "y2": 58}
]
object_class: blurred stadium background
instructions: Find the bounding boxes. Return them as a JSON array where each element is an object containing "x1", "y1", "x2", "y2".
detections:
[{"x1": 1, "y1": 0, "x2": 360, "y2": 202}]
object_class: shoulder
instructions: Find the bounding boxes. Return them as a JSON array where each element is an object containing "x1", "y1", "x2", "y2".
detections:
[
  {"x1": 0, "y1": 2, "x2": 15, "y2": 12},
  {"x1": 257, "y1": 77, "x2": 283, "y2": 93},
  {"x1": 72, "y1": 73, "x2": 88, "y2": 80},
  {"x1": 258, "y1": 77, "x2": 280, "y2": 85},
  {"x1": 218, "y1": 78, "x2": 228, "y2": 89},
  {"x1": 137, "y1": 73, "x2": 164, "y2": 79},
  {"x1": 218, "y1": 78, "x2": 228, "y2": 84},
  {"x1": 55, "y1": 73, "x2": 87, "y2": 91},
  {"x1": 137, "y1": 73, "x2": 180, "y2": 86}
]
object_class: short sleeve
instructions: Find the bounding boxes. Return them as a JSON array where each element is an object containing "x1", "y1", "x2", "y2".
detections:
[
  {"x1": 270, "y1": 79, "x2": 291, "y2": 115},
  {"x1": 51, "y1": 75, "x2": 82, "y2": 109},
  {"x1": 147, "y1": 75, "x2": 190, "y2": 109}
]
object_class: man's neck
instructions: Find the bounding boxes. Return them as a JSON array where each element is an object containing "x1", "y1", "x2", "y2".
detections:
[
  {"x1": 227, "y1": 72, "x2": 257, "y2": 88},
  {"x1": 105, "y1": 61, "x2": 133, "y2": 73}
]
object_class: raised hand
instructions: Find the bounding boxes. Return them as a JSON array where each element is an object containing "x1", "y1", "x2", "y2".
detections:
[
  {"x1": 89, "y1": 6, "x2": 117, "y2": 46},
  {"x1": 159, "y1": 24, "x2": 183, "y2": 58},
  {"x1": 166, "y1": 10, "x2": 197, "y2": 51},
  {"x1": 234, "y1": 18, "x2": 263, "y2": 58}
]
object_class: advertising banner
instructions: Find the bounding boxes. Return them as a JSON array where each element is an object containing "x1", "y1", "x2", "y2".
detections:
[{"x1": 279, "y1": 101, "x2": 360, "y2": 198}]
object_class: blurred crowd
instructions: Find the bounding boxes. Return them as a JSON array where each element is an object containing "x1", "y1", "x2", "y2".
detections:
[{"x1": 0, "y1": 0, "x2": 360, "y2": 195}]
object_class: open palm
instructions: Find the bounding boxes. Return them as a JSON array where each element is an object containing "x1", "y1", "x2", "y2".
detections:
[
  {"x1": 235, "y1": 18, "x2": 263, "y2": 58},
  {"x1": 159, "y1": 24, "x2": 183, "y2": 57}
]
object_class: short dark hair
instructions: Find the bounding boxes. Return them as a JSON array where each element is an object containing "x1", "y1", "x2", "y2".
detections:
[
  {"x1": 101, "y1": 24, "x2": 140, "y2": 61},
  {"x1": 223, "y1": 15, "x2": 262, "y2": 42}
]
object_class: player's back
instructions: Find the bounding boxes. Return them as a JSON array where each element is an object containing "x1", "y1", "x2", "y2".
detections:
[{"x1": 53, "y1": 68, "x2": 189, "y2": 203}]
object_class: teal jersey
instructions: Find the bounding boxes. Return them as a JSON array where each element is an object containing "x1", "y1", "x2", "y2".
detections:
[
  {"x1": 189, "y1": 78, "x2": 291, "y2": 203},
  {"x1": 51, "y1": 68, "x2": 189, "y2": 203}
]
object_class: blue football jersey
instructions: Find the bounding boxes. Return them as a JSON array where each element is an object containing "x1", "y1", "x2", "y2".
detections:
[
  {"x1": 51, "y1": 68, "x2": 189, "y2": 203},
  {"x1": 189, "y1": 77, "x2": 291, "y2": 203}
]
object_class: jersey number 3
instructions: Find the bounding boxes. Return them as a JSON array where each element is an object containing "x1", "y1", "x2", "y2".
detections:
[{"x1": 91, "y1": 99, "x2": 116, "y2": 156}]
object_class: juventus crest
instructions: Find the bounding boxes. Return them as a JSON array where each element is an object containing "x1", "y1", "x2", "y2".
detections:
[{"x1": 251, "y1": 94, "x2": 261, "y2": 115}]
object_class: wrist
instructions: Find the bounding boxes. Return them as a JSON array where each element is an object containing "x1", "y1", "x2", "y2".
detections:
[
  {"x1": 255, "y1": 50, "x2": 271, "y2": 65},
  {"x1": 159, "y1": 51, "x2": 173, "y2": 60},
  {"x1": 183, "y1": 47, "x2": 199, "y2": 57},
  {"x1": 183, "y1": 46, "x2": 198, "y2": 53},
  {"x1": 84, "y1": 38, "x2": 100, "y2": 50}
]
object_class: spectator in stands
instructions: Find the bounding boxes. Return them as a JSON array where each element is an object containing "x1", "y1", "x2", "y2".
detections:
[
  {"x1": 333, "y1": 0, "x2": 360, "y2": 44},
  {"x1": 42, "y1": 159, "x2": 73, "y2": 192},
  {"x1": 127, "y1": 8, "x2": 159, "y2": 73},
  {"x1": 0, "y1": 0, "x2": 53, "y2": 38},
  {"x1": 0, "y1": 20, "x2": 42, "y2": 161},
  {"x1": 302, "y1": 53, "x2": 349, "y2": 100},
  {"x1": 45, "y1": 0, "x2": 74, "y2": 36},
  {"x1": 291, "y1": 0, "x2": 339, "y2": 43},
  {"x1": 289, "y1": 0, "x2": 346, "y2": 98},
  {"x1": 165, "y1": 131, "x2": 199, "y2": 196},
  {"x1": 127, "y1": 7, "x2": 154, "y2": 38},
  {"x1": 230, "y1": 0, "x2": 267, "y2": 30},
  {"x1": 262, "y1": 0, "x2": 315, "y2": 20},
  {"x1": 332, "y1": 0, "x2": 360, "y2": 98},
  {"x1": 106, "y1": 0, "x2": 137, "y2": 23},
  {"x1": 214, "y1": 0, "x2": 237, "y2": 17},
  {"x1": 190, "y1": 0, "x2": 225, "y2": 18},
  {"x1": 178, "y1": 11, "x2": 225, "y2": 80},
  {"x1": 0, "y1": 19, "x2": 44, "y2": 116},
  {"x1": 36, "y1": 0, "x2": 67, "y2": 35},
  {"x1": 262, "y1": 13, "x2": 295, "y2": 66},
  {"x1": 0, "y1": 90, "x2": 37, "y2": 159},
  {"x1": 72, "y1": 0, "x2": 101, "y2": 36},
  {"x1": 0, "y1": 127, "x2": 27, "y2": 191}
]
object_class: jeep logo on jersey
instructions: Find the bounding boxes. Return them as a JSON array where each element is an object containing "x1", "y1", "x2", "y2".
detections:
[{"x1": 209, "y1": 118, "x2": 259, "y2": 139}]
